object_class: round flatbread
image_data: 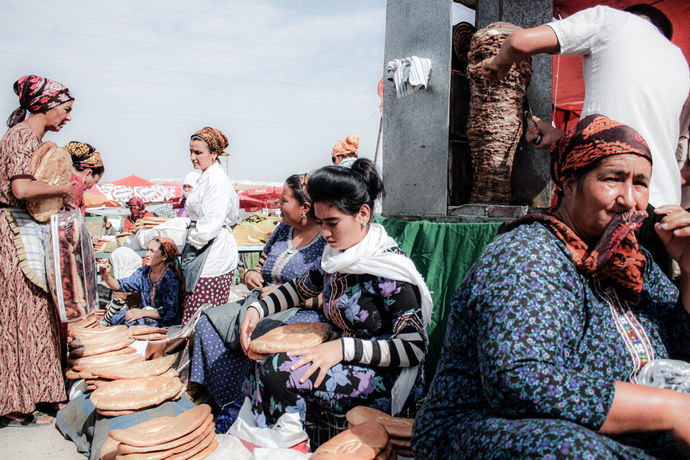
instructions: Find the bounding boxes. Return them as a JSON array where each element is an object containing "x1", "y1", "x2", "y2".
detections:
[{"x1": 248, "y1": 322, "x2": 331, "y2": 355}]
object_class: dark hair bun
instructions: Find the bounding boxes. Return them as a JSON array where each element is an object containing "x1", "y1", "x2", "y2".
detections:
[{"x1": 308, "y1": 158, "x2": 384, "y2": 215}]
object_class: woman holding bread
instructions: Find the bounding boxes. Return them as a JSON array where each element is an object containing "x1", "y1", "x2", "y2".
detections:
[
  {"x1": 240, "y1": 158, "x2": 430, "y2": 427},
  {"x1": 0, "y1": 75, "x2": 76, "y2": 424},
  {"x1": 190, "y1": 172, "x2": 326, "y2": 411},
  {"x1": 180, "y1": 127, "x2": 240, "y2": 324}
]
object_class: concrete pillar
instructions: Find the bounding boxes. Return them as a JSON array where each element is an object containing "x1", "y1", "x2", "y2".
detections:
[
  {"x1": 476, "y1": 0, "x2": 553, "y2": 207},
  {"x1": 382, "y1": 0, "x2": 453, "y2": 217}
]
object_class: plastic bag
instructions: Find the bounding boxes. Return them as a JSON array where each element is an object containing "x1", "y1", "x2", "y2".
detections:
[
  {"x1": 46, "y1": 209, "x2": 98, "y2": 322},
  {"x1": 637, "y1": 359, "x2": 690, "y2": 394},
  {"x1": 227, "y1": 398, "x2": 310, "y2": 453}
]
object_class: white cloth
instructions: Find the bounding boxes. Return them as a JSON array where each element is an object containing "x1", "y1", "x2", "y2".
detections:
[
  {"x1": 548, "y1": 5, "x2": 690, "y2": 207},
  {"x1": 386, "y1": 56, "x2": 432, "y2": 99},
  {"x1": 110, "y1": 247, "x2": 141, "y2": 279},
  {"x1": 321, "y1": 223, "x2": 433, "y2": 415},
  {"x1": 185, "y1": 162, "x2": 239, "y2": 277},
  {"x1": 183, "y1": 171, "x2": 201, "y2": 197}
]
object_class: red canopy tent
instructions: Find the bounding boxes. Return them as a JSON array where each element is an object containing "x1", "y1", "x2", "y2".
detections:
[
  {"x1": 238, "y1": 187, "x2": 282, "y2": 212},
  {"x1": 92, "y1": 175, "x2": 182, "y2": 204},
  {"x1": 551, "y1": 0, "x2": 690, "y2": 130}
]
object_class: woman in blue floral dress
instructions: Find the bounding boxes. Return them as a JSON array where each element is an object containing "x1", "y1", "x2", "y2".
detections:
[
  {"x1": 414, "y1": 115, "x2": 690, "y2": 459},
  {"x1": 240, "y1": 159, "x2": 432, "y2": 427},
  {"x1": 190, "y1": 174, "x2": 326, "y2": 409}
]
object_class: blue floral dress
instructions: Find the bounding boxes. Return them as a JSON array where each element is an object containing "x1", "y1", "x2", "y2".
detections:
[
  {"x1": 247, "y1": 249, "x2": 426, "y2": 428},
  {"x1": 190, "y1": 223, "x2": 326, "y2": 408},
  {"x1": 413, "y1": 222, "x2": 690, "y2": 459},
  {"x1": 111, "y1": 266, "x2": 181, "y2": 327}
]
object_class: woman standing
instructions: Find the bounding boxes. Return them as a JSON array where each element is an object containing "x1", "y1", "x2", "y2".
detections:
[
  {"x1": 122, "y1": 196, "x2": 154, "y2": 233},
  {"x1": 240, "y1": 159, "x2": 431, "y2": 426},
  {"x1": 0, "y1": 75, "x2": 75, "y2": 424},
  {"x1": 181, "y1": 126, "x2": 239, "y2": 323},
  {"x1": 64, "y1": 141, "x2": 105, "y2": 215}
]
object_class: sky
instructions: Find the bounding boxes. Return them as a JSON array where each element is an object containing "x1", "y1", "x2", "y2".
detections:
[{"x1": 0, "y1": 0, "x2": 388, "y2": 183}]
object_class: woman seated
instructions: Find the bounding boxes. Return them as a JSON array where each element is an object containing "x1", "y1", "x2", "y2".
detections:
[
  {"x1": 413, "y1": 114, "x2": 690, "y2": 459},
  {"x1": 190, "y1": 173, "x2": 326, "y2": 409},
  {"x1": 240, "y1": 159, "x2": 431, "y2": 427},
  {"x1": 99, "y1": 237, "x2": 183, "y2": 327}
]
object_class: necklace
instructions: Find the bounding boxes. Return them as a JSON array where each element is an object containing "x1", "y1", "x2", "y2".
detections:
[{"x1": 147, "y1": 266, "x2": 166, "y2": 306}]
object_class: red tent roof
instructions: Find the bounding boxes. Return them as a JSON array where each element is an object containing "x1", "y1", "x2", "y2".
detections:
[{"x1": 110, "y1": 175, "x2": 154, "y2": 187}]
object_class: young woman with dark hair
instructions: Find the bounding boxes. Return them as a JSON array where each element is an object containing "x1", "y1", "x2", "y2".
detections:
[{"x1": 240, "y1": 158, "x2": 431, "y2": 427}]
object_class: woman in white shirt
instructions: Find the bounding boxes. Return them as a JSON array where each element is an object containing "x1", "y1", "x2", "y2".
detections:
[{"x1": 181, "y1": 126, "x2": 239, "y2": 323}]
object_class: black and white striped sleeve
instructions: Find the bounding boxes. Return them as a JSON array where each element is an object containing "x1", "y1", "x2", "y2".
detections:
[
  {"x1": 341, "y1": 282, "x2": 426, "y2": 368},
  {"x1": 250, "y1": 269, "x2": 324, "y2": 319}
]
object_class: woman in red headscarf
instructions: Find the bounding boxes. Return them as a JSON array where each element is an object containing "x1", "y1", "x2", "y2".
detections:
[
  {"x1": 415, "y1": 114, "x2": 690, "y2": 458},
  {"x1": 122, "y1": 196, "x2": 154, "y2": 233},
  {"x1": 0, "y1": 75, "x2": 76, "y2": 424}
]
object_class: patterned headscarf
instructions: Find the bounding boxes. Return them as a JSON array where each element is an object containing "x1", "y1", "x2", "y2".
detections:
[
  {"x1": 191, "y1": 127, "x2": 229, "y2": 156},
  {"x1": 64, "y1": 141, "x2": 104, "y2": 169},
  {"x1": 7, "y1": 75, "x2": 74, "y2": 128},
  {"x1": 298, "y1": 173, "x2": 311, "y2": 202},
  {"x1": 127, "y1": 196, "x2": 147, "y2": 220},
  {"x1": 503, "y1": 114, "x2": 653, "y2": 301},
  {"x1": 155, "y1": 237, "x2": 180, "y2": 260}
]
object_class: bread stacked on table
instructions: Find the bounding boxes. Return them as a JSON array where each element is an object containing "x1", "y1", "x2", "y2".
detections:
[
  {"x1": 66, "y1": 323, "x2": 183, "y2": 417},
  {"x1": 133, "y1": 216, "x2": 170, "y2": 232},
  {"x1": 100, "y1": 404, "x2": 217, "y2": 460},
  {"x1": 345, "y1": 407, "x2": 414, "y2": 459}
]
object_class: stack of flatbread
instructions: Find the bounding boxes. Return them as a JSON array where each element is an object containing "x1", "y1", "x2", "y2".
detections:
[
  {"x1": 100, "y1": 404, "x2": 217, "y2": 460},
  {"x1": 133, "y1": 216, "x2": 170, "y2": 231},
  {"x1": 346, "y1": 406, "x2": 414, "y2": 458},
  {"x1": 26, "y1": 141, "x2": 73, "y2": 222},
  {"x1": 247, "y1": 322, "x2": 331, "y2": 360}
]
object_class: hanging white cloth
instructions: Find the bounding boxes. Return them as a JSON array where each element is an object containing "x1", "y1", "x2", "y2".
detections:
[{"x1": 386, "y1": 56, "x2": 432, "y2": 98}]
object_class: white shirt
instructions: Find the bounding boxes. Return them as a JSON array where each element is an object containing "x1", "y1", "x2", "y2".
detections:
[
  {"x1": 549, "y1": 6, "x2": 690, "y2": 206},
  {"x1": 185, "y1": 161, "x2": 240, "y2": 277}
]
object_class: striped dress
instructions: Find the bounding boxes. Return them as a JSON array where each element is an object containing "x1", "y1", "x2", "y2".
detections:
[{"x1": 247, "y1": 250, "x2": 426, "y2": 427}]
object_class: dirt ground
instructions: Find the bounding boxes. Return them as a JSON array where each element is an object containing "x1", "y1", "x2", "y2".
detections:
[{"x1": 0, "y1": 422, "x2": 83, "y2": 460}]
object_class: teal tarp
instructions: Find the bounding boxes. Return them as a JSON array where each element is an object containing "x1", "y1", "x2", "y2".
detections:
[{"x1": 375, "y1": 217, "x2": 501, "y2": 379}]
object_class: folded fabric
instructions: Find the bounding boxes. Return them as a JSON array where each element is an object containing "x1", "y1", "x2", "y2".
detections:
[{"x1": 386, "y1": 56, "x2": 432, "y2": 98}]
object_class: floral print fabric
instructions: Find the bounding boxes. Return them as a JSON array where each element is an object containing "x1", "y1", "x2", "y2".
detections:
[{"x1": 413, "y1": 222, "x2": 690, "y2": 459}]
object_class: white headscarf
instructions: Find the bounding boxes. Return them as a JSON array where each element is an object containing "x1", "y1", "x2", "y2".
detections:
[
  {"x1": 321, "y1": 223, "x2": 432, "y2": 415},
  {"x1": 182, "y1": 171, "x2": 201, "y2": 197}
]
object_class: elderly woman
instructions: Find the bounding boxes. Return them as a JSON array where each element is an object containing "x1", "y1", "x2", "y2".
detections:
[
  {"x1": 0, "y1": 75, "x2": 75, "y2": 425},
  {"x1": 122, "y1": 196, "x2": 154, "y2": 233},
  {"x1": 190, "y1": 173, "x2": 326, "y2": 410},
  {"x1": 181, "y1": 127, "x2": 240, "y2": 323},
  {"x1": 414, "y1": 114, "x2": 690, "y2": 458},
  {"x1": 240, "y1": 159, "x2": 430, "y2": 427},
  {"x1": 99, "y1": 237, "x2": 183, "y2": 327},
  {"x1": 64, "y1": 141, "x2": 105, "y2": 215},
  {"x1": 176, "y1": 171, "x2": 200, "y2": 217}
]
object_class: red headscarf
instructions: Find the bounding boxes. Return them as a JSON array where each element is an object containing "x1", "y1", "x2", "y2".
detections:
[
  {"x1": 504, "y1": 114, "x2": 652, "y2": 300},
  {"x1": 127, "y1": 197, "x2": 147, "y2": 221},
  {"x1": 7, "y1": 75, "x2": 74, "y2": 128}
]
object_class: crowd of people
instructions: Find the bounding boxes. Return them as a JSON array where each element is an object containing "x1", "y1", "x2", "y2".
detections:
[{"x1": 2, "y1": 3, "x2": 690, "y2": 458}]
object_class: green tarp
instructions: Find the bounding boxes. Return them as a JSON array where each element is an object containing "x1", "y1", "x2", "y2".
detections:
[{"x1": 375, "y1": 217, "x2": 501, "y2": 379}]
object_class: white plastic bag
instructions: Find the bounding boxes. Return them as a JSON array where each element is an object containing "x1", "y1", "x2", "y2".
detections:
[
  {"x1": 638, "y1": 359, "x2": 690, "y2": 394},
  {"x1": 228, "y1": 398, "x2": 309, "y2": 452}
]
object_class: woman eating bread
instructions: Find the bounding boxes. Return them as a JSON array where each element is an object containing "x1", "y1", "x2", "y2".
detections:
[{"x1": 239, "y1": 158, "x2": 431, "y2": 427}]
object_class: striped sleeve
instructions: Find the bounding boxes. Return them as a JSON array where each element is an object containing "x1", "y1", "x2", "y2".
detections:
[
  {"x1": 250, "y1": 269, "x2": 324, "y2": 319},
  {"x1": 341, "y1": 282, "x2": 426, "y2": 368}
]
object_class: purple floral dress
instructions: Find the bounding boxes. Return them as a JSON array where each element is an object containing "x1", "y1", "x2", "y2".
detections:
[{"x1": 247, "y1": 253, "x2": 426, "y2": 427}]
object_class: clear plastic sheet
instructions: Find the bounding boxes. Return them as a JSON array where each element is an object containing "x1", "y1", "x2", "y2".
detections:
[
  {"x1": 637, "y1": 359, "x2": 690, "y2": 394},
  {"x1": 46, "y1": 209, "x2": 99, "y2": 322}
]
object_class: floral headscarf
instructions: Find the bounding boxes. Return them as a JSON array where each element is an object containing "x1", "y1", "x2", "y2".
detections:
[
  {"x1": 127, "y1": 196, "x2": 147, "y2": 220},
  {"x1": 191, "y1": 127, "x2": 229, "y2": 156},
  {"x1": 7, "y1": 75, "x2": 74, "y2": 128},
  {"x1": 331, "y1": 135, "x2": 360, "y2": 159},
  {"x1": 503, "y1": 114, "x2": 653, "y2": 300},
  {"x1": 64, "y1": 141, "x2": 104, "y2": 169}
]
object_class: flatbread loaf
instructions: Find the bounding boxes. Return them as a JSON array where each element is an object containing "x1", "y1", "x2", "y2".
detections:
[
  {"x1": 88, "y1": 354, "x2": 176, "y2": 380},
  {"x1": 346, "y1": 406, "x2": 414, "y2": 438},
  {"x1": 116, "y1": 414, "x2": 213, "y2": 454},
  {"x1": 26, "y1": 142, "x2": 73, "y2": 222},
  {"x1": 90, "y1": 375, "x2": 184, "y2": 411},
  {"x1": 312, "y1": 422, "x2": 390, "y2": 460},
  {"x1": 248, "y1": 322, "x2": 331, "y2": 355}
]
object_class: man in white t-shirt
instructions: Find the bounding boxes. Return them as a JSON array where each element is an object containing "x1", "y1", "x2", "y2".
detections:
[{"x1": 482, "y1": 4, "x2": 690, "y2": 208}]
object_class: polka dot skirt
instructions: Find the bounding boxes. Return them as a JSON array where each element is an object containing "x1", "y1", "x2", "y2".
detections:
[{"x1": 182, "y1": 271, "x2": 233, "y2": 324}]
